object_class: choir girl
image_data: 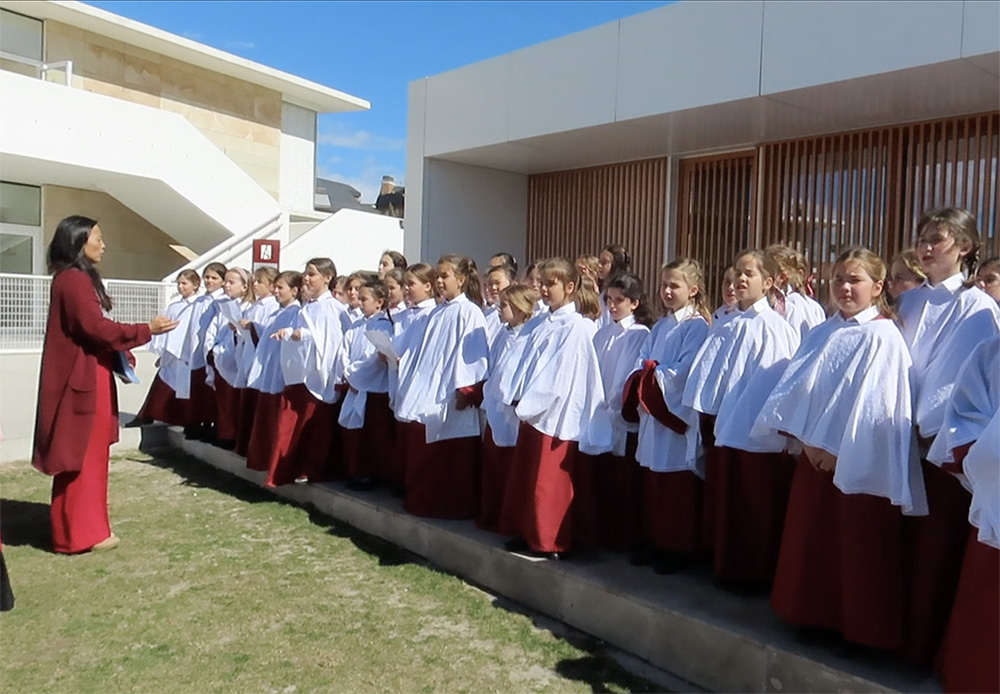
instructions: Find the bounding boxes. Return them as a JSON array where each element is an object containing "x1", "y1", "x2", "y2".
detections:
[
  {"x1": 575, "y1": 255, "x2": 599, "y2": 283},
  {"x1": 137, "y1": 269, "x2": 201, "y2": 426},
  {"x1": 755, "y1": 247, "x2": 926, "y2": 653},
  {"x1": 394, "y1": 255, "x2": 489, "y2": 519},
  {"x1": 711, "y1": 266, "x2": 739, "y2": 324},
  {"x1": 596, "y1": 244, "x2": 633, "y2": 327},
  {"x1": 396, "y1": 263, "x2": 438, "y2": 334},
  {"x1": 383, "y1": 267, "x2": 407, "y2": 320},
  {"x1": 930, "y1": 336, "x2": 998, "y2": 694},
  {"x1": 332, "y1": 275, "x2": 349, "y2": 305},
  {"x1": 630, "y1": 258, "x2": 712, "y2": 573},
  {"x1": 343, "y1": 272, "x2": 366, "y2": 326},
  {"x1": 683, "y1": 249, "x2": 800, "y2": 588},
  {"x1": 574, "y1": 271, "x2": 652, "y2": 551},
  {"x1": 205, "y1": 267, "x2": 254, "y2": 449},
  {"x1": 245, "y1": 271, "x2": 302, "y2": 473},
  {"x1": 483, "y1": 264, "x2": 515, "y2": 345},
  {"x1": 339, "y1": 279, "x2": 396, "y2": 490},
  {"x1": 498, "y1": 257, "x2": 612, "y2": 558},
  {"x1": 887, "y1": 248, "x2": 925, "y2": 301},
  {"x1": 478, "y1": 284, "x2": 537, "y2": 533},
  {"x1": 896, "y1": 207, "x2": 1000, "y2": 663},
  {"x1": 525, "y1": 262, "x2": 546, "y2": 316},
  {"x1": 765, "y1": 244, "x2": 826, "y2": 337},
  {"x1": 975, "y1": 256, "x2": 1000, "y2": 303},
  {"x1": 233, "y1": 267, "x2": 279, "y2": 456},
  {"x1": 182, "y1": 262, "x2": 227, "y2": 441},
  {"x1": 489, "y1": 252, "x2": 518, "y2": 273},
  {"x1": 266, "y1": 257, "x2": 347, "y2": 487},
  {"x1": 378, "y1": 250, "x2": 407, "y2": 278}
]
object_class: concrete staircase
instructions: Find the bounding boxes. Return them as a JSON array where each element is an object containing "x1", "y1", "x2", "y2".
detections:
[{"x1": 167, "y1": 429, "x2": 941, "y2": 694}]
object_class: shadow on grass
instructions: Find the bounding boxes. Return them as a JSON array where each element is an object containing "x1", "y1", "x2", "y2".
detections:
[
  {"x1": 0, "y1": 499, "x2": 51, "y2": 551},
  {"x1": 136, "y1": 447, "x2": 420, "y2": 568}
]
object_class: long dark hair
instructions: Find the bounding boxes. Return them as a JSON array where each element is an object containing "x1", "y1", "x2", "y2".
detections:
[
  {"x1": 47, "y1": 215, "x2": 112, "y2": 311},
  {"x1": 605, "y1": 272, "x2": 655, "y2": 326}
]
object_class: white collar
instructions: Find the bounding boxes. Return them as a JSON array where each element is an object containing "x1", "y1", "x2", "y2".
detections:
[
  {"x1": 921, "y1": 272, "x2": 964, "y2": 293},
  {"x1": 548, "y1": 302, "x2": 577, "y2": 318},
  {"x1": 839, "y1": 305, "x2": 880, "y2": 324},
  {"x1": 411, "y1": 298, "x2": 436, "y2": 310},
  {"x1": 308, "y1": 291, "x2": 332, "y2": 305},
  {"x1": 615, "y1": 314, "x2": 636, "y2": 330},
  {"x1": 445, "y1": 293, "x2": 470, "y2": 305},
  {"x1": 670, "y1": 304, "x2": 696, "y2": 322},
  {"x1": 209, "y1": 287, "x2": 225, "y2": 299},
  {"x1": 743, "y1": 296, "x2": 770, "y2": 314}
]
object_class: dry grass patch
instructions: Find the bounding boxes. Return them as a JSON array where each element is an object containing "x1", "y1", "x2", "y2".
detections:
[{"x1": 0, "y1": 449, "x2": 658, "y2": 693}]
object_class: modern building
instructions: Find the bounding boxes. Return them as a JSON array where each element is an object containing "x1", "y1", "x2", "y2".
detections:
[
  {"x1": 405, "y1": 0, "x2": 1000, "y2": 301},
  {"x1": 0, "y1": 0, "x2": 403, "y2": 282}
]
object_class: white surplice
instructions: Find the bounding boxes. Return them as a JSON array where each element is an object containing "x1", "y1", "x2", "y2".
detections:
[
  {"x1": 498, "y1": 302, "x2": 612, "y2": 455},
  {"x1": 389, "y1": 298, "x2": 437, "y2": 410},
  {"x1": 207, "y1": 298, "x2": 252, "y2": 388},
  {"x1": 246, "y1": 303, "x2": 300, "y2": 395},
  {"x1": 753, "y1": 307, "x2": 927, "y2": 515},
  {"x1": 482, "y1": 322, "x2": 526, "y2": 447},
  {"x1": 634, "y1": 306, "x2": 710, "y2": 475},
  {"x1": 234, "y1": 295, "x2": 279, "y2": 389},
  {"x1": 684, "y1": 297, "x2": 801, "y2": 452},
  {"x1": 898, "y1": 274, "x2": 1000, "y2": 440},
  {"x1": 394, "y1": 294, "x2": 489, "y2": 443},
  {"x1": 280, "y1": 292, "x2": 346, "y2": 404},
  {"x1": 483, "y1": 304, "x2": 505, "y2": 348},
  {"x1": 181, "y1": 287, "x2": 226, "y2": 372},
  {"x1": 338, "y1": 313, "x2": 394, "y2": 429},
  {"x1": 783, "y1": 290, "x2": 827, "y2": 338},
  {"x1": 592, "y1": 314, "x2": 650, "y2": 456},
  {"x1": 963, "y1": 408, "x2": 1000, "y2": 549},
  {"x1": 152, "y1": 295, "x2": 197, "y2": 398}
]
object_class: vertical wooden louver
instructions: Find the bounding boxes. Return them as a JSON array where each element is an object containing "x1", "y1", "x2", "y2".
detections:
[
  {"x1": 526, "y1": 158, "x2": 668, "y2": 295},
  {"x1": 675, "y1": 152, "x2": 757, "y2": 307},
  {"x1": 677, "y1": 112, "x2": 999, "y2": 305}
]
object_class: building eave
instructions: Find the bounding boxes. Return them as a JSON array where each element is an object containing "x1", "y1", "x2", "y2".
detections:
[{"x1": 1, "y1": 0, "x2": 370, "y2": 113}]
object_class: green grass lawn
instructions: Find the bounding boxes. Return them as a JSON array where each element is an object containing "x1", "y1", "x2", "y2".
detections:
[{"x1": 0, "y1": 449, "x2": 657, "y2": 693}]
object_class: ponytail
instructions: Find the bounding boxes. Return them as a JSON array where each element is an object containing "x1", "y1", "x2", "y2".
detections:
[{"x1": 438, "y1": 254, "x2": 483, "y2": 308}]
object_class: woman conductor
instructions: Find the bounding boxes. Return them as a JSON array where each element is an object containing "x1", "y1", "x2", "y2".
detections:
[{"x1": 32, "y1": 216, "x2": 178, "y2": 554}]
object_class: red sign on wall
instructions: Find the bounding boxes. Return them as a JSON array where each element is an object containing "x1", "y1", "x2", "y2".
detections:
[{"x1": 253, "y1": 239, "x2": 280, "y2": 270}]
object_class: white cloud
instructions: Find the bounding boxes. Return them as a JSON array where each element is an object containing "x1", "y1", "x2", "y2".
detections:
[
  {"x1": 226, "y1": 40, "x2": 256, "y2": 50},
  {"x1": 318, "y1": 127, "x2": 406, "y2": 151}
]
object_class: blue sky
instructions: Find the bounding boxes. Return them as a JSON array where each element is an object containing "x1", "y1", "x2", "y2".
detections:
[{"x1": 87, "y1": 1, "x2": 671, "y2": 201}]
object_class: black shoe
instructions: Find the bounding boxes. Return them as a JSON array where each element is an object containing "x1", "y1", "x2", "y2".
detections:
[
  {"x1": 652, "y1": 551, "x2": 692, "y2": 575},
  {"x1": 346, "y1": 477, "x2": 377, "y2": 491},
  {"x1": 629, "y1": 546, "x2": 660, "y2": 566},
  {"x1": 504, "y1": 537, "x2": 529, "y2": 553},
  {"x1": 389, "y1": 484, "x2": 406, "y2": 498},
  {"x1": 214, "y1": 439, "x2": 235, "y2": 451},
  {"x1": 123, "y1": 416, "x2": 153, "y2": 428},
  {"x1": 183, "y1": 425, "x2": 200, "y2": 440},
  {"x1": 198, "y1": 425, "x2": 217, "y2": 443}
]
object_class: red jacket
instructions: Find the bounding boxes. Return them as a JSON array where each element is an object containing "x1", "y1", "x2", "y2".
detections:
[{"x1": 32, "y1": 268, "x2": 152, "y2": 475}]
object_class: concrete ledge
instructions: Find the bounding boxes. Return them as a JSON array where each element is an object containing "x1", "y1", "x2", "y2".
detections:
[{"x1": 167, "y1": 428, "x2": 940, "y2": 694}]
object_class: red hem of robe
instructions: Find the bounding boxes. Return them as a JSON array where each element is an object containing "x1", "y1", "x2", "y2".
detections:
[
  {"x1": 403, "y1": 426, "x2": 481, "y2": 520},
  {"x1": 245, "y1": 392, "x2": 283, "y2": 472},
  {"x1": 477, "y1": 425, "x2": 516, "y2": 534},
  {"x1": 643, "y1": 467, "x2": 703, "y2": 553},
  {"x1": 138, "y1": 374, "x2": 194, "y2": 426}
]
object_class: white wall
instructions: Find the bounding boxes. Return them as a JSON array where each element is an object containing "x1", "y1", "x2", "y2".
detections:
[
  {"x1": 420, "y1": 160, "x2": 527, "y2": 270},
  {"x1": 280, "y1": 207, "x2": 404, "y2": 276}
]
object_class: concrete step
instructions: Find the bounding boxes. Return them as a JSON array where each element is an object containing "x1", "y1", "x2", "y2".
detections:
[{"x1": 166, "y1": 428, "x2": 941, "y2": 694}]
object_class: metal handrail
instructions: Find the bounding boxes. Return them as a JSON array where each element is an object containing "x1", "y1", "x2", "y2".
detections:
[
  {"x1": 0, "y1": 51, "x2": 73, "y2": 85},
  {"x1": 163, "y1": 211, "x2": 283, "y2": 280}
]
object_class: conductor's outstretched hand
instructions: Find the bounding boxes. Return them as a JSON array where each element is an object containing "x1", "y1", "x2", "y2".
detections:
[{"x1": 149, "y1": 316, "x2": 180, "y2": 334}]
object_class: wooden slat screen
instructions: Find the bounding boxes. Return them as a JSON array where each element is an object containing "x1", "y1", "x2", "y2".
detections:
[
  {"x1": 675, "y1": 152, "x2": 757, "y2": 308},
  {"x1": 526, "y1": 157, "x2": 668, "y2": 296},
  {"x1": 677, "y1": 112, "x2": 999, "y2": 306}
]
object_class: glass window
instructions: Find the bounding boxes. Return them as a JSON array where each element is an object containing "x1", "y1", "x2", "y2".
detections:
[
  {"x1": 0, "y1": 182, "x2": 41, "y2": 226},
  {"x1": 0, "y1": 9, "x2": 43, "y2": 62}
]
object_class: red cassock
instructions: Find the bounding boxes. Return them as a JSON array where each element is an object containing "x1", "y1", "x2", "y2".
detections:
[
  {"x1": 234, "y1": 388, "x2": 259, "y2": 457},
  {"x1": 936, "y1": 528, "x2": 999, "y2": 694},
  {"x1": 342, "y1": 392, "x2": 395, "y2": 481},
  {"x1": 771, "y1": 455, "x2": 905, "y2": 651},
  {"x1": 33, "y1": 268, "x2": 151, "y2": 553},
  {"x1": 500, "y1": 422, "x2": 578, "y2": 553},
  {"x1": 705, "y1": 445, "x2": 795, "y2": 585},
  {"x1": 138, "y1": 374, "x2": 194, "y2": 426},
  {"x1": 477, "y1": 425, "x2": 516, "y2": 534},
  {"x1": 900, "y1": 460, "x2": 972, "y2": 664},
  {"x1": 265, "y1": 384, "x2": 336, "y2": 488},
  {"x1": 245, "y1": 391, "x2": 283, "y2": 472},
  {"x1": 403, "y1": 423, "x2": 481, "y2": 520},
  {"x1": 573, "y1": 436, "x2": 643, "y2": 552},
  {"x1": 213, "y1": 377, "x2": 240, "y2": 444}
]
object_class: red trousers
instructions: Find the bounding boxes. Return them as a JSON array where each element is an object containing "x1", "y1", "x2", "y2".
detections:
[
  {"x1": 51, "y1": 362, "x2": 115, "y2": 553},
  {"x1": 771, "y1": 456, "x2": 905, "y2": 651},
  {"x1": 500, "y1": 423, "x2": 578, "y2": 553}
]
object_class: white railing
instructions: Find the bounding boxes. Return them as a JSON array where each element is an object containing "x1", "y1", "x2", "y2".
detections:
[
  {"x1": 0, "y1": 273, "x2": 173, "y2": 352},
  {"x1": 163, "y1": 211, "x2": 285, "y2": 282},
  {"x1": 0, "y1": 51, "x2": 73, "y2": 85}
]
